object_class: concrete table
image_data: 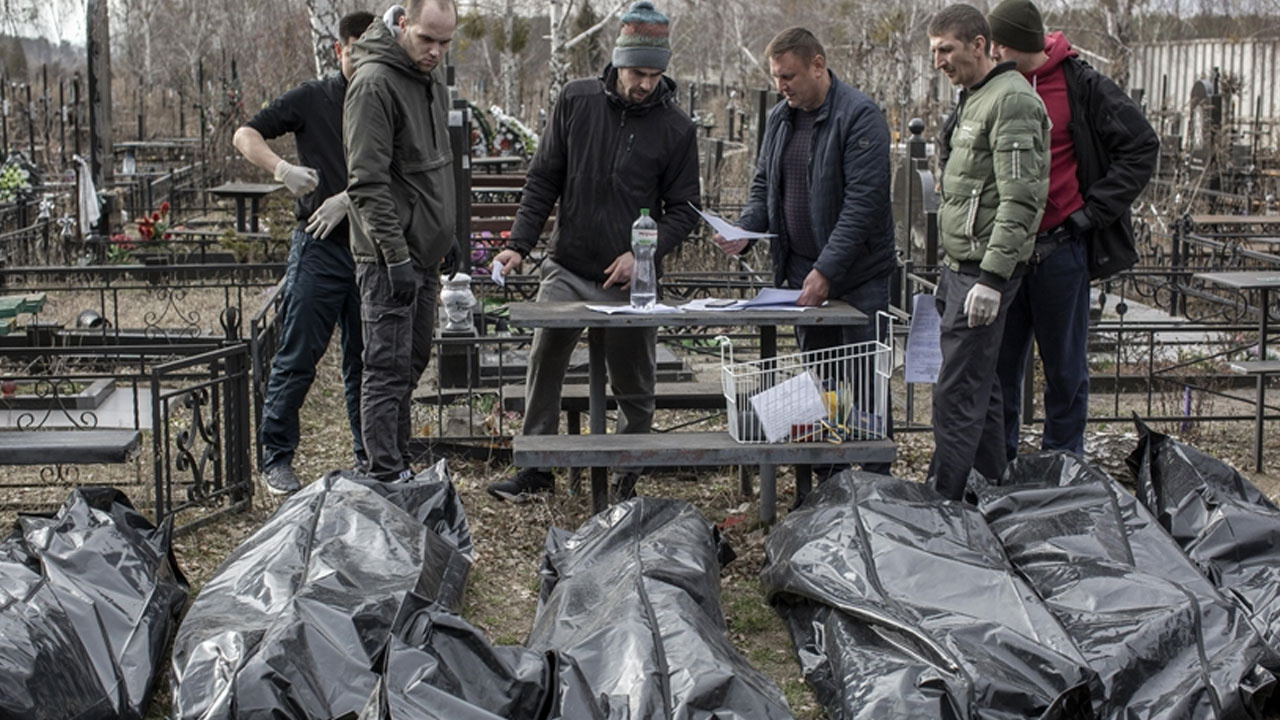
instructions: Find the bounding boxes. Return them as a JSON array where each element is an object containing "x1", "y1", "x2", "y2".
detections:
[
  {"x1": 1195, "y1": 270, "x2": 1280, "y2": 471},
  {"x1": 209, "y1": 181, "x2": 284, "y2": 233},
  {"x1": 507, "y1": 300, "x2": 885, "y2": 519}
]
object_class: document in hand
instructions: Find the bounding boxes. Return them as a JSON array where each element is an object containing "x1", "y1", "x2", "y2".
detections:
[{"x1": 689, "y1": 202, "x2": 775, "y2": 242}]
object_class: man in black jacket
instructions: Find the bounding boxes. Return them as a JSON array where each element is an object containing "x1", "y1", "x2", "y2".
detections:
[
  {"x1": 988, "y1": 0, "x2": 1158, "y2": 460},
  {"x1": 233, "y1": 11, "x2": 375, "y2": 494},
  {"x1": 488, "y1": 0, "x2": 700, "y2": 502},
  {"x1": 715, "y1": 27, "x2": 896, "y2": 475}
]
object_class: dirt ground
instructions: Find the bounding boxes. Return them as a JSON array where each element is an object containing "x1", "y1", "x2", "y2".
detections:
[{"x1": 3, "y1": 332, "x2": 1278, "y2": 720}]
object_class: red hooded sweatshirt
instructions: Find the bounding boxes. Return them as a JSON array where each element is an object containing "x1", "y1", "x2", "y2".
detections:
[{"x1": 1024, "y1": 31, "x2": 1085, "y2": 233}]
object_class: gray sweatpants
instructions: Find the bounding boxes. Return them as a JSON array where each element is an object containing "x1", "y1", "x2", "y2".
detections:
[
  {"x1": 356, "y1": 262, "x2": 439, "y2": 481},
  {"x1": 928, "y1": 266, "x2": 1021, "y2": 500},
  {"x1": 522, "y1": 258, "x2": 657, "y2": 445}
]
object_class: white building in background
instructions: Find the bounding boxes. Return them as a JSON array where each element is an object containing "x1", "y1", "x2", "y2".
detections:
[{"x1": 1130, "y1": 38, "x2": 1280, "y2": 149}]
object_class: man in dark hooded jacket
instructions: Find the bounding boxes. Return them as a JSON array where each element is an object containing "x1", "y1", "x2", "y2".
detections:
[
  {"x1": 488, "y1": 0, "x2": 700, "y2": 502},
  {"x1": 344, "y1": 0, "x2": 457, "y2": 482},
  {"x1": 987, "y1": 0, "x2": 1158, "y2": 461}
]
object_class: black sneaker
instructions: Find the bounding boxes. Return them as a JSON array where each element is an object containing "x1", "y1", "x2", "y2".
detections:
[
  {"x1": 611, "y1": 471, "x2": 640, "y2": 502},
  {"x1": 487, "y1": 468, "x2": 555, "y2": 503},
  {"x1": 263, "y1": 464, "x2": 301, "y2": 495}
]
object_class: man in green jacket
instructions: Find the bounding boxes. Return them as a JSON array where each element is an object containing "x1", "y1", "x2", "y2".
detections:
[
  {"x1": 345, "y1": 0, "x2": 458, "y2": 481},
  {"x1": 927, "y1": 3, "x2": 1049, "y2": 501}
]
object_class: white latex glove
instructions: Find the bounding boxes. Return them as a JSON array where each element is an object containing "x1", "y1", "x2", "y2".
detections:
[
  {"x1": 305, "y1": 191, "x2": 350, "y2": 239},
  {"x1": 273, "y1": 159, "x2": 319, "y2": 197},
  {"x1": 962, "y1": 282, "x2": 1002, "y2": 328}
]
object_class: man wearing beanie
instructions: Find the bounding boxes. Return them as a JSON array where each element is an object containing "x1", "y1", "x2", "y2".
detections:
[
  {"x1": 988, "y1": 0, "x2": 1158, "y2": 461},
  {"x1": 488, "y1": 1, "x2": 700, "y2": 503},
  {"x1": 713, "y1": 27, "x2": 896, "y2": 484},
  {"x1": 927, "y1": 3, "x2": 1049, "y2": 500}
]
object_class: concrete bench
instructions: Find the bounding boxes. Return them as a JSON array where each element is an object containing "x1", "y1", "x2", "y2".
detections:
[
  {"x1": 0, "y1": 429, "x2": 143, "y2": 465},
  {"x1": 0, "y1": 292, "x2": 46, "y2": 337},
  {"x1": 513, "y1": 432, "x2": 896, "y2": 524},
  {"x1": 1228, "y1": 360, "x2": 1280, "y2": 375},
  {"x1": 1227, "y1": 360, "x2": 1280, "y2": 472}
]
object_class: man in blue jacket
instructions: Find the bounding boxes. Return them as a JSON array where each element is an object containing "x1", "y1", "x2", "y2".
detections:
[{"x1": 716, "y1": 27, "x2": 896, "y2": 475}]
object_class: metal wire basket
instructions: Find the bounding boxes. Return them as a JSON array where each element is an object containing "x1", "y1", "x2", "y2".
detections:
[{"x1": 718, "y1": 313, "x2": 893, "y2": 444}]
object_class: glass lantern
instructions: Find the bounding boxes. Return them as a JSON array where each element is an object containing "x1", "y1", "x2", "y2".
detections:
[{"x1": 439, "y1": 272, "x2": 476, "y2": 333}]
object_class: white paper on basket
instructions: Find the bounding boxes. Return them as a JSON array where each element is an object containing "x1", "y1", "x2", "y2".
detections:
[{"x1": 748, "y1": 370, "x2": 829, "y2": 443}]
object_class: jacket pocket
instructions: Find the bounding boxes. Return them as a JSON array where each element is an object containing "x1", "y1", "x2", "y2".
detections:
[
  {"x1": 941, "y1": 175, "x2": 983, "y2": 255},
  {"x1": 996, "y1": 134, "x2": 1036, "y2": 181}
]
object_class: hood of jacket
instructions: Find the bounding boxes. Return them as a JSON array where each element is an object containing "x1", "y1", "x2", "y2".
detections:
[
  {"x1": 1032, "y1": 31, "x2": 1078, "y2": 81},
  {"x1": 350, "y1": 17, "x2": 436, "y2": 89}
]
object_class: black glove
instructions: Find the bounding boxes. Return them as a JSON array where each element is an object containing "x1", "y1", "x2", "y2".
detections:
[
  {"x1": 1066, "y1": 209, "x2": 1094, "y2": 237},
  {"x1": 440, "y1": 239, "x2": 463, "y2": 280},
  {"x1": 387, "y1": 260, "x2": 417, "y2": 305}
]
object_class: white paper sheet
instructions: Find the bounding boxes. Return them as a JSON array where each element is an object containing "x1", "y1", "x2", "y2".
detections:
[
  {"x1": 743, "y1": 287, "x2": 803, "y2": 307},
  {"x1": 905, "y1": 293, "x2": 943, "y2": 384},
  {"x1": 585, "y1": 303, "x2": 682, "y2": 315},
  {"x1": 491, "y1": 260, "x2": 506, "y2": 287},
  {"x1": 689, "y1": 202, "x2": 775, "y2": 242},
  {"x1": 748, "y1": 371, "x2": 829, "y2": 443},
  {"x1": 681, "y1": 298, "x2": 746, "y2": 312}
]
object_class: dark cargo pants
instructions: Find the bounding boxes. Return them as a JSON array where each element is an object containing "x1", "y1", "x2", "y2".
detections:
[
  {"x1": 929, "y1": 267, "x2": 1021, "y2": 501},
  {"x1": 259, "y1": 226, "x2": 364, "y2": 472},
  {"x1": 356, "y1": 262, "x2": 438, "y2": 481}
]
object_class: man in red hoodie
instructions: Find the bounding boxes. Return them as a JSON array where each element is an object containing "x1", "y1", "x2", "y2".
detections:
[{"x1": 988, "y1": 0, "x2": 1158, "y2": 460}]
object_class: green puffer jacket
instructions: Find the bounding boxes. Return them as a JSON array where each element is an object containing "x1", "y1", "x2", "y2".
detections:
[
  {"x1": 940, "y1": 63, "x2": 1049, "y2": 290},
  {"x1": 344, "y1": 19, "x2": 456, "y2": 269}
]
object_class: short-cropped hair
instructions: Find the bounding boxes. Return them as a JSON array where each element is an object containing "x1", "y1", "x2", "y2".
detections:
[
  {"x1": 339, "y1": 11, "x2": 375, "y2": 43},
  {"x1": 765, "y1": 27, "x2": 825, "y2": 65},
  {"x1": 927, "y1": 3, "x2": 991, "y2": 46}
]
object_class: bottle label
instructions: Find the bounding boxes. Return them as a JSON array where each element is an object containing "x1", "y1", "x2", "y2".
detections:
[{"x1": 632, "y1": 228, "x2": 658, "y2": 247}]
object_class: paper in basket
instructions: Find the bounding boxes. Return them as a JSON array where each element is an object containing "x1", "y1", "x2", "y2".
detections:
[{"x1": 747, "y1": 370, "x2": 829, "y2": 443}]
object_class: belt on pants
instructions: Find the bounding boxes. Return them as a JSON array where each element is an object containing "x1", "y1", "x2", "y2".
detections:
[{"x1": 1030, "y1": 224, "x2": 1074, "y2": 266}]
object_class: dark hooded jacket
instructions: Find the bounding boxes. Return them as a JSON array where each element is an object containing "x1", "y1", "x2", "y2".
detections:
[
  {"x1": 1048, "y1": 32, "x2": 1159, "y2": 280},
  {"x1": 506, "y1": 65, "x2": 700, "y2": 281},
  {"x1": 344, "y1": 18, "x2": 456, "y2": 269},
  {"x1": 737, "y1": 70, "x2": 895, "y2": 297}
]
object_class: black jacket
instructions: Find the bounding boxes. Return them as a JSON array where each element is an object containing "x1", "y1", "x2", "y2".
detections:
[
  {"x1": 738, "y1": 70, "x2": 895, "y2": 297},
  {"x1": 507, "y1": 66, "x2": 700, "y2": 281},
  {"x1": 1062, "y1": 56, "x2": 1159, "y2": 280},
  {"x1": 245, "y1": 73, "x2": 348, "y2": 228}
]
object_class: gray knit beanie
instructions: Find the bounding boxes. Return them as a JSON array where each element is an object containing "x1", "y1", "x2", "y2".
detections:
[
  {"x1": 612, "y1": 1, "x2": 671, "y2": 71},
  {"x1": 988, "y1": 0, "x2": 1046, "y2": 53}
]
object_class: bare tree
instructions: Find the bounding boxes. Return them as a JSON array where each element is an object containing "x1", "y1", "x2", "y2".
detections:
[{"x1": 304, "y1": 0, "x2": 342, "y2": 78}]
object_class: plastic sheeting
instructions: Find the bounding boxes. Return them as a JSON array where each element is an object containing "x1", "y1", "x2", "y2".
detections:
[
  {"x1": 358, "y1": 592, "x2": 627, "y2": 719},
  {"x1": 1128, "y1": 420, "x2": 1280, "y2": 654},
  {"x1": 977, "y1": 452, "x2": 1277, "y2": 719},
  {"x1": 528, "y1": 498, "x2": 793, "y2": 720},
  {"x1": 0, "y1": 487, "x2": 188, "y2": 720},
  {"x1": 170, "y1": 461, "x2": 473, "y2": 720},
  {"x1": 359, "y1": 498, "x2": 788, "y2": 720},
  {"x1": 761, "y1": 472, "x2": 1097, "y2": 720}
]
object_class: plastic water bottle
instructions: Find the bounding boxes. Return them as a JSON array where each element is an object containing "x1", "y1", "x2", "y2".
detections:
[{"x1": 630, "y1": 208, "x2": 658, "y2": 309}]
